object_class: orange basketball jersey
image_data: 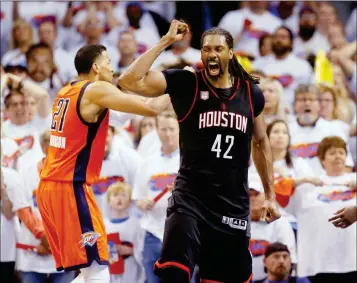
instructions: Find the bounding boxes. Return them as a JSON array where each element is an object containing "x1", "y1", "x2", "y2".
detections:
[{"x1": 40, "y1": 80, "x2": 109, "y2": 184}]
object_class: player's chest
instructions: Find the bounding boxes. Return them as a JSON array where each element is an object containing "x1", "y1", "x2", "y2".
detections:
[{"x1": 189, "y1": 96, "x2": 252, "y2": 135}]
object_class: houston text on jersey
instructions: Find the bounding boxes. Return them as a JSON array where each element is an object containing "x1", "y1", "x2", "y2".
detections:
[{"x1": 199, "y1": 111, "x2": 248, "y2": 133}]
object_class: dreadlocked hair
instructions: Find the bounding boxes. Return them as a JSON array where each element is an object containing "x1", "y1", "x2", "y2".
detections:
[{"x1": 200, "y1": 27, "x2": 260, "y2": 84}]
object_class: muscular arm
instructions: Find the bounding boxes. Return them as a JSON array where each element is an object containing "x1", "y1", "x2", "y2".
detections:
[
  {"x1": 109, "y1": 96, "x2": 171, "y2": 127},
  {"x1": 251, "y1": 114, "x2": 275, "y2": 200},
  {"x1": 118, "y1": 20, "x2": 188, "y2": 97},
  {"x1": 86, "y1": 81, "x2": 169, "y2": 117},
  {"x1": 117, "y1": 38, "x2": 170, "y2": 97}
]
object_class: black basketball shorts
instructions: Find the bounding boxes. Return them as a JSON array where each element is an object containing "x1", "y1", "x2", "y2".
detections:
[{"x1": 154, "y1": 211, "x2": 252, "y2": 283}]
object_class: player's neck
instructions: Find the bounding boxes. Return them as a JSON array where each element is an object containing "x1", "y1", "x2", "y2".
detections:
[
  {"x1": 110, "y1": 209, "x2": 129, "y2": 219},
  {"x1": 78, "y1": 73, "x2": 97, "y2": 82},
  {"x1": 272, "y1": 149, "x2": 286, "y2": 162},
  {"x1": 204, "y1": 70, "x2": 232, "y2": 89}
]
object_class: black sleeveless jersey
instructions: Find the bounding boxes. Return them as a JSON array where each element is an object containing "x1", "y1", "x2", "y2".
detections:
[{"x1": 162, "y1": 69, "x2": 265, "y2": 236}]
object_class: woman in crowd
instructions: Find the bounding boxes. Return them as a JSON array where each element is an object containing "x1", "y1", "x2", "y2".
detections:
[
  {"x1": 250, "y1": 120, "x2": 317, "y2": 230},
  {"x1": 259, "y1": 78, "x2": 288, "y2": 125},
  {"x1": 282, "y1": 136, "x2": 356, "y2": 283},
  {"x1": 1, "y1": 19, "x2": 33, "y2": 67},
  {"x1": 332, "y1": 64, "x2": 356, "y2": 124}
]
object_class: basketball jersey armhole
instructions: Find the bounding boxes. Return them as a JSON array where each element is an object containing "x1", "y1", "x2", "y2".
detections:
[
  {"x1": 76, "y1": 82, "x2": 108, "y2": 126},
  {"x1": 246, "y1": 80, "x2": 254, "y2": 123},
  {"x1": 178, "y1": 72, "x2": 198, "y2": 123}
]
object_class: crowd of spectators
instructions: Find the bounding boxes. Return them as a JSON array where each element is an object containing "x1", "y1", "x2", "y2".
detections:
[{"x1": 1, "y1": 1, "x2": 356, "y2": 283}]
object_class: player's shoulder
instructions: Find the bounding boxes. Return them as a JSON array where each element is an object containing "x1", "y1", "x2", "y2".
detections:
[
  {"x1": 57, "y1": 80, "x2": 90, "y2": 96},
  {"x1": 162, "y1": 68, "x2": 197, "y2": 78}
]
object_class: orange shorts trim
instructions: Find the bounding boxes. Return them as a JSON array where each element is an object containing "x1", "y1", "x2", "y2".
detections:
[
  {"x1": 36, "y1": 180, "x2": 109, "y2": 271},
  {"x1": 154, "y1": 260, "x2": 191, "y2": 281}
]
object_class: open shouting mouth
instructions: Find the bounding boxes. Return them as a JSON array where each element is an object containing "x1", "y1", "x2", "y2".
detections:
[{"x1": 208, "y1": 61, "x2": 220, "y2": 76}]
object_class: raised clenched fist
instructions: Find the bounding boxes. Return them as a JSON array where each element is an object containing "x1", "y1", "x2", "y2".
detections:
[{"x1": 164, "y1": 20, "x2": 189, "y2": 44}]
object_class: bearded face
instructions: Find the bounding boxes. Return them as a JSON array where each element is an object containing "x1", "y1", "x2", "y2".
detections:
[
  {"x1": 272, "y1": 28, "x2": 293, "y2": 57},
  {"x1": 201, "y1": 34, "x2": 232, "y2": 80}
]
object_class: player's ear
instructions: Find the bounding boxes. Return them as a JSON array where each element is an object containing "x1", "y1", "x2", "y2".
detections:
[
  {"x1": 92, "y1": 63, "x2": 100, "y2": 75},
  {"x1": 229, "y1": 49, "x2": 233, "y2": 60}
]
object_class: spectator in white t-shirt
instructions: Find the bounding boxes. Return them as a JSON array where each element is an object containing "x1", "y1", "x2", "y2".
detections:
[
  {"x1": 288, "y1": 84, "x2": 354, "y2": 175},
  {"x1": 136, "y1": 109, "x2": 177, "y2": 158},
  {"x1": 133, "y1": 112, "x2": 180, "y2": 283},
  {"x1": 107, "y1": 2, "x2": 160, "y2": 56},
  {"x1": 269, "y1": 1, "x2": 300, "y2": 34},
  {"x1": 93, "y1": 126, "x2": 142, "y2": 219},
  {"x1": 15, "y1": 1, "x2": 67, "y2": 46},
  {"x1": 1, "y1": 19, "x2": 34, "y2": 68},
  {"x1": 218, "y1": 1, "x2": 282, "y2": 58},
  {"x1": 115, "y1": 30, "x2": 138, "y2": 74},
  {"x1": 282, "y1": 137, "x2": 356, "y2": 282},
  {"x1": 1, "y1": 72, "x2": 51, "y2": 171},
  {"x1": 69, "y1": 16, "x2": 119, "y2": 68},
  {"x1": 38, "y1": 20, "x2": 77, "y2": 83},
  {"x1": 25, "y1": 43, "x2": 65, "y2": 102},
  {"x1": 248, "y1": 179, "x2": 297, "y2": 282},
  {"x1": 104, "y1": 182, "x2": 145, "y2": 283},
  {"x1": 253, "y1": 26, "x2": 313, "y2": 109},
  {"x1": 293, "y1": 7, "x2": 330, "y2": 59},
  {"x1": 263, "y1": 120, "x2": 317, "y2": 223}
]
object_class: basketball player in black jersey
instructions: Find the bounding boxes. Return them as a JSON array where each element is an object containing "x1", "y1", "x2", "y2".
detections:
[{"x1": 119, "y1": 20, "x2": 281, "y2": 283}]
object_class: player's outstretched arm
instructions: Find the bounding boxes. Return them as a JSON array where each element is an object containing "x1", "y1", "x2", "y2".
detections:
[
  {"x1": 86, "y1": 81, "x2": 169, "y2": 117},
  {"x1": 252, "y1": 114, "x2": 281, "y2": 223},
  {"x1": 118, "y1": 20, "x2": 189, "y2": 97}
]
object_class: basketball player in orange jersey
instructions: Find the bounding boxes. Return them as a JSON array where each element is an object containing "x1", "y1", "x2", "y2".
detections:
[{"x1": 36, "y1": 44, "x2": 170, "y2": 283}]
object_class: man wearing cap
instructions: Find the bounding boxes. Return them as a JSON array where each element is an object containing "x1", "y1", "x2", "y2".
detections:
[
  {"x1": 255, "y1": 242, "x2": 310, "y2": 283},
  {"x1": 249, "y1": 179, "x2": 297, "y2": 282}
]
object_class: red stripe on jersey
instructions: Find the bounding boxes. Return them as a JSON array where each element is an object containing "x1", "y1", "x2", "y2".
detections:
[
  {"x1": 246, "y1": 81, "x2": 254, "y2": 122},
  {"x1": 178, "y1": 72, "x2": 198, "y2": 123}
]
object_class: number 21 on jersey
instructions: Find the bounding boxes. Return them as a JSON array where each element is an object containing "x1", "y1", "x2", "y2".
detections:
[
  {"x1": 211, "y1": 134, "x2": 234, "y2": 159},
  {"x1": 51, "y1": 98, "x2": 70, "y2": 132}
]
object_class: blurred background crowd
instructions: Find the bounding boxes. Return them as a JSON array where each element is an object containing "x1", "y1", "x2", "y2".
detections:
[{"x1": 0, "y1": 1, "x2": 356, "y2": 283}]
